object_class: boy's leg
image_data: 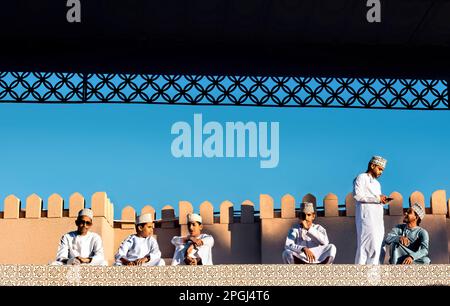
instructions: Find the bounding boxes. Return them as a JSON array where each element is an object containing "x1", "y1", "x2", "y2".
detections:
[
  {"x1": 293, "y1": 256, "x2": 308, "y2": 264},
  {"x1": 414, "y1": 257, "x2": 431, "y2": 265},
  {"x1": 316, "y1": 244, "x2": 337, "y2": 264},
  {"x1": 282, "y1": 249, "x2": 298, "y2": 264},
  {"x1": 143, "y1": 258, "x2": 166, "y2": 266}
]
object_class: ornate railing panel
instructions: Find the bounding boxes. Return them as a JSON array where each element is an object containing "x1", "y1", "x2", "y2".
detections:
[{"x1": 0, "y1": 72, "x2": 448, "y2": 110}]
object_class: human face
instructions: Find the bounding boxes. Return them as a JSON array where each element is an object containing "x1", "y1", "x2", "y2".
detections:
[
  {"x1": 370, "y1": 164, "x2": 384, "y2": 178},
  {"x1": 188, "y1": 221, "x2": 202, "y2": 237},
  {"x1": 76, "y1": 216, "x2": 92, "y2": 235},
  {"x1": 137, "y1": 222, "x2": 154, "y2": 238},
  {"x1": 403, "y1": 208, "x2": 417, "y2": 224},
  {"x1": 303, "y1": 212, "x2": 315, "y2": 223}
]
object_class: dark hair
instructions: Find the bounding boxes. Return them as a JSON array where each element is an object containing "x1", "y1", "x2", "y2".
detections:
[
  {"x1": 188, "y1": 221, "x2": 202, "y2": 226},
  {"x1": 135, "y1": 223, "x2": 152, "y2": 231},
  {"x1": 299, "y1": 212, "x2": 315, "y2": 220}
]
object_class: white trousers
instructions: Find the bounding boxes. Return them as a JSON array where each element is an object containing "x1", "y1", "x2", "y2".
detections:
[{"x1": 355, "y1": 203, "x2": 385, "y2": 265}]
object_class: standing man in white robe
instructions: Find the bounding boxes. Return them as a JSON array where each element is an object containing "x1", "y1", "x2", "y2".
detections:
[
  {"x1": 171, "y1": 213, "x2": 214, "y2": 265},
  {"x1": 354, "y1": 155, "x2": 391, "y2": 265},
  {"x1": 51, "y1": 208, "x2": 108, "y2": 266},
  {"x1": 114, "y1": 213, "x2": 165, "y2": 266},
  {"x1": 282, "y1": 202, "x2": 337, "y2": 264}
]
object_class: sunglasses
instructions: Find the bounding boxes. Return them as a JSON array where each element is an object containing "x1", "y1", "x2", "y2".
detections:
[{"x1": 76, "y1": 220, "x2": 92, "y2": 226}]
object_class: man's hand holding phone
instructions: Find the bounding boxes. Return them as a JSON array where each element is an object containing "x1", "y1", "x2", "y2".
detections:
[{"x1": 380, "y1": 195, "x2": 394, "y2": 204}]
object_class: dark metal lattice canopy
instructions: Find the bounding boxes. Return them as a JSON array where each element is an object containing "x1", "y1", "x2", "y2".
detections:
[{"x1": 0, "y1": 1, "x2": 449, "y2": 109}]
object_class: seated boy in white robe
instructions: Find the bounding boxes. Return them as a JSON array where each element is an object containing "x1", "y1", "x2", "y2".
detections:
[
  {"x1": 114, "y1": 213, "x2": 165, "y2": 266},
  {"x1": 282, "y1": 202, "x2": 337, "y2": 264},
  {"x1": 51, "y1": 208, "x2": 108, "y2": 266},
  {"x1": 171, "y1": 213, "x2": 214, "y2": 265}
]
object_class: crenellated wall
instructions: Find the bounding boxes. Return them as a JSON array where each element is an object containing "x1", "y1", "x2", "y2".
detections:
[{"x1": 0, "y1": 190, "x2": 449, "y2": 265}]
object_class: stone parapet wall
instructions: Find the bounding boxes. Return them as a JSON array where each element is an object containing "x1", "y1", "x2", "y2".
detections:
[
  {"x1": 0, "y1": 264, "x2": 447, "y2": 286},
  {"x1": 0, "y1": 190, "x2": 449, "y2": 264}
]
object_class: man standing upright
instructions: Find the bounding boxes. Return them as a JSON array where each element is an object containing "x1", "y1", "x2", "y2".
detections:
[{"x1": 354, "y1": 155, "x2": 391, "y2": 265}]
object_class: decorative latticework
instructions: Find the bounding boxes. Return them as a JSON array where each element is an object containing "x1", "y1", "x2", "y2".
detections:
[{"x1": 0, "y1": 72, "x2": 448, "y2": 109}]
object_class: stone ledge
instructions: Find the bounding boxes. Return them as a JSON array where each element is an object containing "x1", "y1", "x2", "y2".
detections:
[{"x1": 0, "y1": 264, "x2": 448, "y2": 286}]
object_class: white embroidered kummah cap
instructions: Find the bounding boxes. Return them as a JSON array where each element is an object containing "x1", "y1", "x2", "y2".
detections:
[
  {"x1": 301, "y1": 202, "x2": 315, "y2": 214},
  {"x1": 78, "y1": 208, "x2": 94, "y2": 220},
  {"x1": 411, "y1": 203, "x2": 425, "y2": 220},
  {"x1": 370, "y1": 156, "x2": 387, "y2": 168},
  {"x1": 187, "y1": 213, "x2": 202, "y2": 224},
  {"x1": 135, "y1": 213, "x2": 154, "y2": 225}
]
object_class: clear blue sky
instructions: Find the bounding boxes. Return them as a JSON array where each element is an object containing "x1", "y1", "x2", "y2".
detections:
[{"x1": 0, "y1": 103, "x2": 449, "y2": 219}]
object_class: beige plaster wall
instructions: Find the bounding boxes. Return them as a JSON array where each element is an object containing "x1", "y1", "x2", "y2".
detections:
[{"x1": 0, "y1": 190, "x2": 448, "y2": 264}]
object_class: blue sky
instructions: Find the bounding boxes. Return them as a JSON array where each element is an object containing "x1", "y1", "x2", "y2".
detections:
[{"x1": 0, "y1": 103, "x2": 449, "y2": 219}]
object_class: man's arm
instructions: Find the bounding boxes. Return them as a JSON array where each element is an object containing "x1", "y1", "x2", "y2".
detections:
[
  {"x1": 195, "y1": 235, "x2": 214, "y2": 248},
  {"x1": 171, "y1": 236, "x2": 188, "y2": 247},
  {"x1": 147, "y1": 238, "x2": 162, "y2": 261},
  {"x1": 384, "y1": 226, "x2": 402, "y2": 245},
  {"x1": 55, "y1": 234, "x2": 70, "y2": 263},
  {"x1": 353, "y1": 175, "x2": 381, "y2": 204},
  {"x1": 89, "y1": 234, "x2": 106, "y2": 265},
  {"x1": 306, "y1": 225, "x2": 329, "y2": 245},
  {"x1": 284, "y1": 228, "x2": 303, "y2": 253},
  {"x1": 184, "y1": 243, "x2": 197, "y2": 265},
  {"x1": 136, "y1": 240, "x2": 161, "y2": 265},
  {"x1": 114, "y1": 236, "x2": 133, "y2": 265},
  {"x1": 405, "y1": 229, "x2": 429, "y2": 261}
]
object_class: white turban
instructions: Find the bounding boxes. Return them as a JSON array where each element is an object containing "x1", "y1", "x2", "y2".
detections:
[
  {"x1": 411, "y1": 203, "x2": 425, "y2": 220},
  {"x1": 78, "y1": 208, "x2": 93, "y2": 220},
  {"x1": 187, "y1": 213, "x2": 202, "y2": 224},
  {"x1": 301, "y1": 202, "x2": 315, "y2": 214},
  {"x1": 370, "y1": 156, "x2": 387, "y2": 168},
  {"x1": 136, "y1": 213, "x2": 154, "y2": 225}
]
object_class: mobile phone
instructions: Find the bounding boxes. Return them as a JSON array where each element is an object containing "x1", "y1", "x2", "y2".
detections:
[{"x1": 385, "y1": 197, "x2": 394, "y2": 202}]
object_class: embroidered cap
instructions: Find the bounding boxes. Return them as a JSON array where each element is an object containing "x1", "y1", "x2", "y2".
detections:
[
  {"x1": 301, "y1": 202, "x2": 315, "y2": 214},
  {"x1": 411, "y1": 203, "x2": 425, "y2": 220},
  {"x1": 370, "y1": 156, "x2": 387, "y2": 168}
]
